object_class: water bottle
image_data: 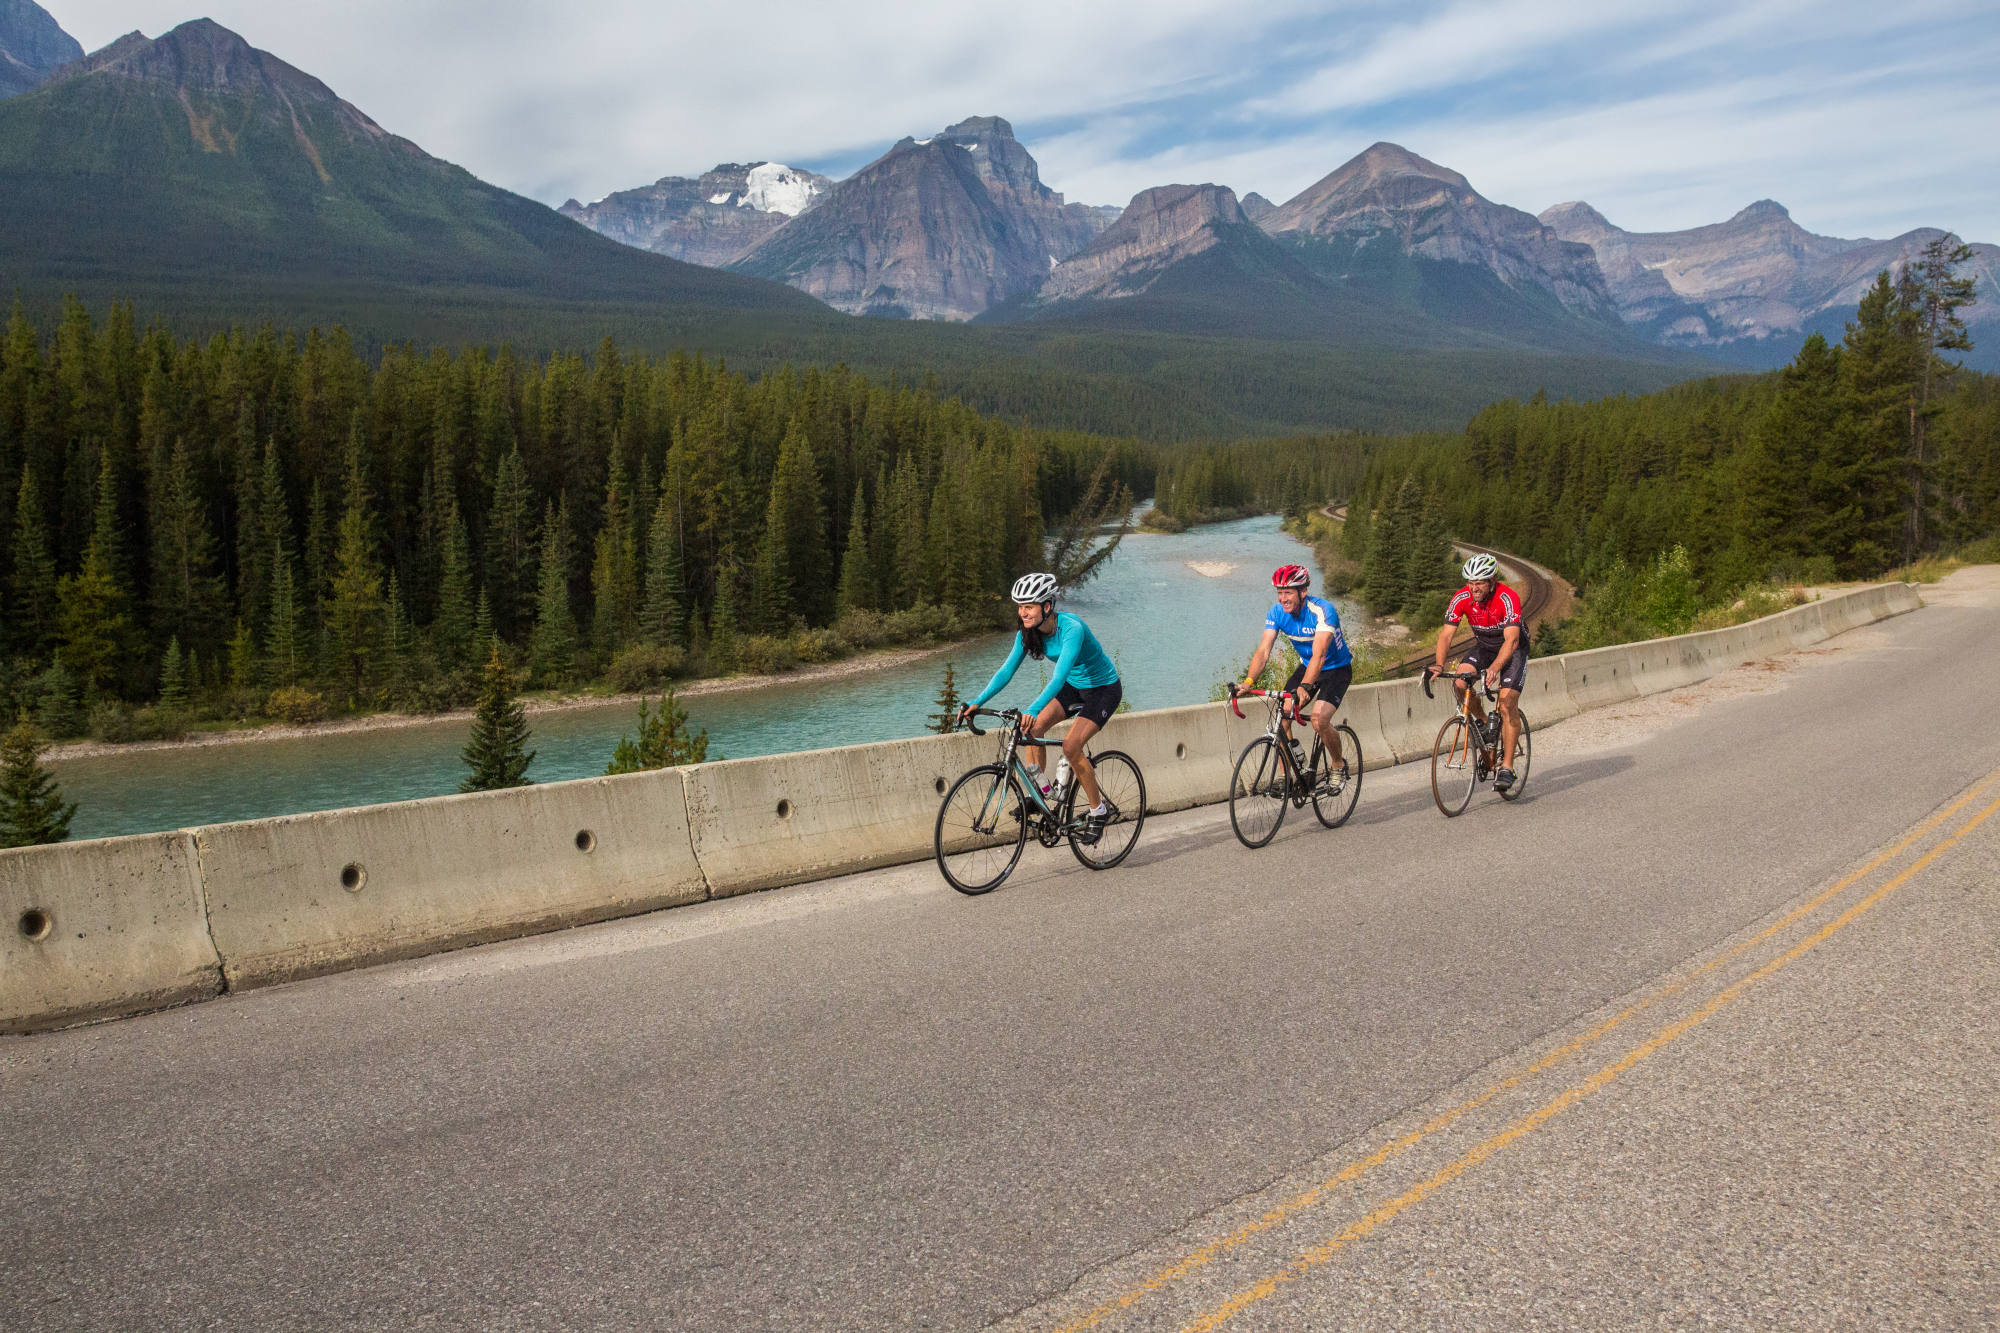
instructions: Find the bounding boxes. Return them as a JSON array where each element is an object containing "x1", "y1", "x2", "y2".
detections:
[{"x1": 1053, "y1": 755, "x2": 1072, "y2": 798}]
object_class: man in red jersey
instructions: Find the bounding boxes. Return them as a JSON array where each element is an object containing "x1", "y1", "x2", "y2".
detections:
[{"x1": 1432, "y1": 553, "x2": 1527, "y2": 790}]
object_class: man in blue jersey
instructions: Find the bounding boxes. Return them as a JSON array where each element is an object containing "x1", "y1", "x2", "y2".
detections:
[
  {"x1": 959, "y1": 572, "x2": 1124, "y2": 838},
  {"x1": 1233, "y1": 563, "x2": 1353, "y2": 778}
]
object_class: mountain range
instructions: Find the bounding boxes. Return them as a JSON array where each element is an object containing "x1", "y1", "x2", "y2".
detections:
[{"x1": 570, "y1": 124, "x2": 1996, "y2": 369}]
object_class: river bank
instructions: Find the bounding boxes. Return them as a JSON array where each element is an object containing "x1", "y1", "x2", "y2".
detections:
[{"x1": 44, "y1": 635, "x2": 971, "y2": 763}]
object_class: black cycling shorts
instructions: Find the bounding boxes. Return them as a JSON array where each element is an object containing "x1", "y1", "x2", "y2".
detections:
[
  {"x1": 1284, "y1": 662, "x2": 1352, "y2": 710},
  {"x1": 1055, "y1": 680, "x2": 1123, "y2": 727},
  {"x1": 1462, "y1": 640, "x2": 1528, "y2": 692}
]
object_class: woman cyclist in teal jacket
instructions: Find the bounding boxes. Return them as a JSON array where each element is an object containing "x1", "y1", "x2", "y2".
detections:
[{"x1": 959, "y1": 572, "x2": 1123, "y2": 837}]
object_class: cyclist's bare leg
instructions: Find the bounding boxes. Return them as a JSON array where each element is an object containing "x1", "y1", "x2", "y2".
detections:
[
  {"x1": 1307, "y1": 698, "x2": 1342, "y2": 766},
  {"x1": 1498, "y1": 687, "x2": 1523, "y2": 769},
  {"x1": 1021, "y1": 699, "x2": 1069, "y2": 784},
  {"x1": 1454, "y1": 676, "x2": 1488, "y2": 727},
  {"x1": 1062, "y1": 716, "x2": 1104, "y2": 809}
]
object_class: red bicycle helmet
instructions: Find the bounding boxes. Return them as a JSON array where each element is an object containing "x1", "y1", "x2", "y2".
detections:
[{"x1": 1271, "y1": 564, "x2": 1310, "y2": 590}]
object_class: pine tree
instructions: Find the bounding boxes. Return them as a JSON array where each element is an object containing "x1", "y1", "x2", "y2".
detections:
[
  {"x1": 227, "y1": 619, "x2": 256, "y2": 694},
  {"x1": 603, "y1": 690, "x2": 710, "y2": 774},
  {"x1": 1905, "y1": 236, "x2": 1980, "y2": 557},
  {"x1": 158, "y1": 636, "x2": 188, "y2": 710},
  {"x1": 1408, "y1": 491, "x2": 1454, "y2": 612},
  {"x1": 10, "y1": 465, "x2": 58, "y2": 658},
  {"x1": 327, "y1": 432, "x2": 386, "y2": 704},
  {"x1": 149, "y1": 437, "x2": 226, "y2": 654},
  {"x1": 930, "y1": 661, "x2": 962, "y2": 734},
  {"x1": 433, "y1": 498, "x2": 476, "y2": 672},
  {"x1": 835, "y1": 485, "x2": 876, "y2": 614},
  {"x1": 639, "y1": 486, "x2": 684, "y2": 649},
  {"x1": 472, "y1": 588, "x2": 495, "y2": 658},
  {"x1": 382, "y1": 573, "x2": 414, "y2": 702},
  {"x1": 709, "y1": 549, "x2": 740, "y2": 668},
  {"x1": 459, "y1": 646, "x2": 534, "y2": 792},
  {"x1": 591, "y1": 451, "x2": 640, "y2": 658},
  {"x1": 57, "y1": 475, "x2": 131, "y2": 699},
  {"x1": 263, "y1": 552, "x2": 306, "y2": 687},
  {"x1": 529, "y1": 497, "x2": 577, "y2": 686},
  {"x1": 752, "y1": 419, "x2": 828, "y2": 624},
  {"x1": 0, "y1": 720, "x2": 76, "y2": 847},
  {"x1": 485, "y1": 446, "x2": 537, "y2": 642}
]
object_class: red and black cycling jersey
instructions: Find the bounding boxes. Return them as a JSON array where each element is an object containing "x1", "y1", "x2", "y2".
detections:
[{"x1": 1445, "y1": 582, "x2": 1525, "y2": 649}]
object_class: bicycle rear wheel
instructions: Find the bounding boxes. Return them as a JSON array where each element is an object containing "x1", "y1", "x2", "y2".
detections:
[
  {"x1": 1312, "y1": 724, "x2": 1363, "y2": 828},
  {"x1": 1430, "y1": 716, "x2": 1477, "y2": 817},
  {"x1": 1068, "y1": 750, "x2": 1146, "y2": 870},
  {"x1": 1498, "y1": 714, "x2": 1533, "y2": 802},
  {"x1": 935, "y1": 764, "x2": 1029, "y2": 894},
  {"x1": 1229, "y1": 736, "x2": 1289, "y2": 848}
]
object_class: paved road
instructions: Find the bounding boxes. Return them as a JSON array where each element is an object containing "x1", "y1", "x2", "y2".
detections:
[{"x1": 6, "y1": 573, "x2": 1998, "y2": 1331}]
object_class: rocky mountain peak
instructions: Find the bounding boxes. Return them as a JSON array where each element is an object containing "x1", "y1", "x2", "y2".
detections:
[
  {"x1": 732, "y1": 113, "x2": 1106, "y2": 319},
  {"x1": 1039, "y1": 183, "x2": 1254, "y2": 304},
  {"x1": 559, "y1": 161, "x2": 830, "y2": 267},
  {"x1": 1734, "y1": 199, "x2": 1791, "y2": 223},
  {"x1": 0, "y1": 0, "x2": 83, "y2": 97},
  {"x1": 1538, "y1": 200, "x2": 1613, "y2": 234},
  {"x1": 943, "y1": 115, "x2": 1014, "y2": 141},
  {"x1": 55, "y1": 18, "x2": 381, "y2": 134},
  {"x1": 1265, "y1": 143, "x2": 1616, "y2": 321}
]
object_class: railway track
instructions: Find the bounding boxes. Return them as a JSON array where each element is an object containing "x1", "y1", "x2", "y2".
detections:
[{"x1": 1320, "y1": 506, "x2": 1559, "y2": 678}]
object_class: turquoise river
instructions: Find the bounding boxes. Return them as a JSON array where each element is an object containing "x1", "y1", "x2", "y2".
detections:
[{"x1": 53, "y1": 515, "x2": 1354, "y2": 840}]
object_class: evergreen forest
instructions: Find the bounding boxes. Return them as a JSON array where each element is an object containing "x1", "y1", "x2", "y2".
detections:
[{"x1": 0, "y1": 300, "x2": 1150, "y2": 740}]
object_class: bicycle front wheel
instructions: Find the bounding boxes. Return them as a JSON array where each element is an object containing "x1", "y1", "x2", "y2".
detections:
[
  {"x1": 1068, "y1": 750, "x2": 1146, "y2": 870},
  {"x1": 935, "y1": 764, "x2": 1029, "y2": 894},
  {"x1": 1229, "y1": 736, "x2": 1289, "y2": 848},
  {"x1": 1430, "y1": 716, "x2": 1477, "y2": 817},
  {"x1": 1498, "y1": 714, "x2": 1533, "y2": 802},
  {"x1": 1312, "y1": 724, "x2": 1363, "y2": 828}
]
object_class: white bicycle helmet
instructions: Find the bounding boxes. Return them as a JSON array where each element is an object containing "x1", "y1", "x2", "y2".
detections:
[
  {"x1": 1462, "y1": 553, "x2": 1499, "y2": 581},
  {"x1": 1010, "y1": 571, "x2": 1059, "y2": 604}
]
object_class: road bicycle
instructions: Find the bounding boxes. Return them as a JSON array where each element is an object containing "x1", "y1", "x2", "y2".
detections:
[
  {"x1": 1421, "y1": 665, "x2": 1532, "y2": 816},
  {"x1": 932, "y1": 706, "x2": 1147, "y2": 895},
  {"x1": 1224, "y1": 685, "x2": 1362, "y2": 848}
]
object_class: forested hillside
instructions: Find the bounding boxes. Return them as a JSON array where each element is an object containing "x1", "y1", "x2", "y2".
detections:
[
  {"x1": 1345, "y1": 269, "x2": 1998, "y2": 589},
  {"x1": 0, "y1": 301, "x2": 1149, "y2": 735}
]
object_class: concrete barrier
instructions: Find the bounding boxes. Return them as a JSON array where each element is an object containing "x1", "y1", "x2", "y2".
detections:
[
  {"x1": 1560, "y1": 645, "x2": 1641, "y2": 710},
  {"x1": 196, "y1": 769, "x2": 707, "y2": 989},
  {"x1": 680, "y1": 731, "x2": 988, "y2": 897},
  {"x1": 3, "y1": 579, "x2": 1931, "y2": 1030},
  {"x1": 2, "y1": 832, "x2": 221, "y2": 1033},
  {"x1": 1371, "y1": 676, "x2": 1465, "y2": 763},
  {"x1": 1108, "y1": 703, "x2": 1239, "y2": 811},
  {"x1": 1624, "y1": 635, "x2": 1712, "y2": 695}
]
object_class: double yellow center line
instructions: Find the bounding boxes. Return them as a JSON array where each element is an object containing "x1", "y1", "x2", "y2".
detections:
[{"x1": 1042, "y1": 767, "x2": 2000, "y2": 1333}]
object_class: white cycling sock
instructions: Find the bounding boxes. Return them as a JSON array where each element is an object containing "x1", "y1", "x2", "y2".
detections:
[{"x1": 1089, "y1": 802, "x2": 1108, "y2": 817}]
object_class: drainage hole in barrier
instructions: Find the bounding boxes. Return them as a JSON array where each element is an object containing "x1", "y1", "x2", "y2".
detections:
[
  {"x1": 340, "y1": 863, "x2": 367, "y2": 892},
  {"x1": 575, "y1": 829, "x2": 597, "y2": 853},
  {"x1": 776, "y1": 800, "x2": 793, "y2": 820},
  {"x1": 934, "y1": 777, "x2": 946, "y2": 795},
  {"x1": 1175, "y1": 743, "x2": 1187, "y2": 760},
  {"x1": 18, "y1": 909, "x2": 51, "y2": 942}
]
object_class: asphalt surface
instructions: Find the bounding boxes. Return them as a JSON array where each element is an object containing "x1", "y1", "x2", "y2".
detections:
[{"x1": 5, "y1": 572, "x2": 1997, "y2": 1332}]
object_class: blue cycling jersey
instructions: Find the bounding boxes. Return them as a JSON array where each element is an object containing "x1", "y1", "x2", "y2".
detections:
[
  {"x1": 969, "y1": 612, "x2": 1120, "y2": 716},
  {"x1": 1265, "y1": 595, "x2": 1353, "y2": 671}
]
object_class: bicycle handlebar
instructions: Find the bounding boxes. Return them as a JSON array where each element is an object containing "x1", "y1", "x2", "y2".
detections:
[
  {"x1": 956, "y1": 705, "x2": 1019, "y2": 737},
  {"x1": 1230, "y1": 686, "x2": 1301, "y2": 722},
  {"x1": 1421, "y1": 664, "x2": 1496, "y2": 702}
]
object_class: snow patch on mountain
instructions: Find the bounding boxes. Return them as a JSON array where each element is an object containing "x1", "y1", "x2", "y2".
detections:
[{"x1": 741, "y1": 162, "x2": 822, "y2": 215}]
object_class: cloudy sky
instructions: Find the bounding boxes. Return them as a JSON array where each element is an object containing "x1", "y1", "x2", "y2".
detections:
[{"x1": 55, "y1": 0, "x2": 2000, "y2": 239}]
